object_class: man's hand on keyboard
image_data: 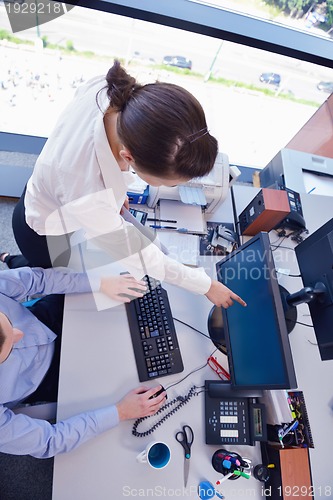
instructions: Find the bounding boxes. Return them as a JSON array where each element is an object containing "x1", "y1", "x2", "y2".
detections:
[
  {"x1": 100, "y1": 274, "x2": 147, "y2": 303},
  {"x1": 116, "y1": 386, "x2": 167, "y2": 421},
  {"x1": 205, "y1": 280, "x2": 247, "y2": 309}
]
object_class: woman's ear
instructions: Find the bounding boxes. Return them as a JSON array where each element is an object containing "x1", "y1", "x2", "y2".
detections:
[{"x1": 119, "y1": 148, "x2": 134, "y2": 165}]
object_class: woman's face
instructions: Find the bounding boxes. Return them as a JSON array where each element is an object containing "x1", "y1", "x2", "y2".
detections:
[{"x1": 119, "y1": 148, "x2": 190, "y2": 187}]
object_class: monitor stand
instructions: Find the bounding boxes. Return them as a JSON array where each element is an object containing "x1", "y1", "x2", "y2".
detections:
[
  {"x1": 279, "y1": 285, "x2": 298, "y2": 334},
  {"x1": 207, "y1": 305, "x2": 227, "y2": 355},
  {"x1": 279, "y1": 283, "x2": 327, "y2": 334}
]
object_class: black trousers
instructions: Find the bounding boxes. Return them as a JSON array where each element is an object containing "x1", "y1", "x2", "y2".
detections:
[
  {"x1": 24, "y1": 294, "x2": 65, "y2": 404},
  {"x1": 10, "y1": 186, "x2": 72, "y2": 269}
]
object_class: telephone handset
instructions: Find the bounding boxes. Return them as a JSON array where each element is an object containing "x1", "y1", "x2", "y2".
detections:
[{"x1": 205, "y1": 380, "x2": 267, "y2": 446}]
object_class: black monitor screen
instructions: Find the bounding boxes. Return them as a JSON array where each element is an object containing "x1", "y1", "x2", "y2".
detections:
[
  {"x1": 295, "y1": 217, "x2": 333, "y2": 361},
  {"x1": 216, "y1": 232, "x2": 297, "y2": 390}
]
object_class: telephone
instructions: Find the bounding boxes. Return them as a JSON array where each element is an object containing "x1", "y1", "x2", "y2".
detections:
[{"x1": 205, "y1": 380, "x2": 267, "y2": 446}]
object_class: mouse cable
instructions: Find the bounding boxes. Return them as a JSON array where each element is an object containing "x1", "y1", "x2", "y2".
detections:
[
  {"x1": 165, "y1": 351, "x2": 217, "y2": 391},
  {"x1": 132, "y1": 385, "x2": 205, "y2": 438},
  {"x1": 132, "y1": 349, "x2": 218, "y2": 436}
]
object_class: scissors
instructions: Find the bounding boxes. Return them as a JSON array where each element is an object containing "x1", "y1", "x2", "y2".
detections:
[{"x1": 175, "y1": 425, "x2": 194, "y2": 488}]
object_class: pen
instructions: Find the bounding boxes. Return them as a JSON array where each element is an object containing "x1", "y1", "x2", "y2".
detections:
[
  {"x1": 233, "y1": 470, "x2": 250, "y2": 479},
  {"x1": 307, "y1": 187, "x2": 316, "y2": 194},
  {"x1": 149, "y1": 225, "x2": 189, "y2": 233},
  {"x1": 147, "y1": 218, "x2": 177, "y2": 223},
  {"x1": 149, "y1": 225, "x2": 178, "y2": 230},
  {"x1": 215, "y1": 472, "x2": 233, "y2": 485}
]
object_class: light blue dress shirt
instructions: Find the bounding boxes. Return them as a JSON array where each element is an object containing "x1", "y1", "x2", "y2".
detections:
[{"x1": 0, "y1": 267, "x2": 119, "y2": 458}]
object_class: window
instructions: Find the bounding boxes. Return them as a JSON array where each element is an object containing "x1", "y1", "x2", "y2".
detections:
[{"x1": 0, "y1": 2, "x2": 332, "y2": 168}]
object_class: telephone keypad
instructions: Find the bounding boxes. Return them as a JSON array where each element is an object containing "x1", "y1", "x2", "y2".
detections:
[{"x1": 206, "y1": 397, "x2": 250, "y2": 444}]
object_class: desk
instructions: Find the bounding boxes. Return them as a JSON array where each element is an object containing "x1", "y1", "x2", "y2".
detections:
[
  {"x1": 52, "y1": 193, "x2": 264, "y2": 499},
  {"x1": 53, "y1": 188, "x2": 333, "y2": 499},
  {"x1": 52, "y1": 288, "x2": 264, "y2": 499}
]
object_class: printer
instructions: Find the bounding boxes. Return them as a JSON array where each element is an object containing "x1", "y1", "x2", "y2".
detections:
[{"x1": 147, "y1": 152, "x2": 240, "y2": 214}]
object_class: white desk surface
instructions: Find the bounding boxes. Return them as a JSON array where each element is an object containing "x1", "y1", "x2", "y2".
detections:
[
  {"x1": 52, "y1": 289, "x2": 264, "y2": 500},
  {"x1": 53, "y1": 188, "x2": 333, "y2": 499},
  {"x1": 53, "y1": 193, "x2": 264, "y2": 499}
]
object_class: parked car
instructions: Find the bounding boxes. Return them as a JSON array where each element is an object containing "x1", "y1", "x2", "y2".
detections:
[
  {"x1": 162, "y1": 55, "x2": 192, "y2": 70},
  {"x1": 259, "y1": 72, "x2": 281, "y2": 86},
  {"x1": 317, "y1": 81, "x2": 333, "y2": 93}
]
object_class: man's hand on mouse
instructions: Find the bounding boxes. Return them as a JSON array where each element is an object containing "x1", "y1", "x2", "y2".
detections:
[
  {"x1": 116, "y1": 386, "x2": 167, "y2": 421},
  {"x1": 205, "y1": 280, "x2": 247, "y2": 309},
  {"x1": 100, "y1": 274, "x2": 147, "y2": 303}
]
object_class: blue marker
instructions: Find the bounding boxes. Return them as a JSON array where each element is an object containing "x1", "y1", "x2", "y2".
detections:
[{"x1": 307, "y1": 187, "x2": 316, "y2": 194}]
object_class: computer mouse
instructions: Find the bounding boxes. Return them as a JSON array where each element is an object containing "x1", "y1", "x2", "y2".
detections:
[{"x1": 149, "y1": 385, "x2": 167, "y2": 400}]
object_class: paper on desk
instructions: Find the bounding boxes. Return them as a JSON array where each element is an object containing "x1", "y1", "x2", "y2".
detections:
[
  {"x1": 157, "y1": 232, "x2": 200, "y2": 267},
  {"x1": 159, "y1": 199, "x2": 206, "y2": 234},
  {"x1": 303, "y1": 171, "x2": 333, "y2": 196}
]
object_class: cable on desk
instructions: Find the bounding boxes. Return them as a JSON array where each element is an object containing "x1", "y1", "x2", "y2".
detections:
[
  {"x1": 165, "y1": 359, "x2": 210, "y2": 391},
  {"x1": 131, "y1": 347, "x2": 219, "y2": 435},
  {"x1": 165, "y1": 347, "x2": 219, "y2": 391},
  {"x1": 276, "y1": 270, "x2": 301, "y2": 277},
  {"x1": 270, "y1": 245, "x2": 296, "y2": 251},
  {"x1": 295, "y1": 320, "x2": 313, "y2": 328},
  {"x1": 230, "y1": 186, "x2": 241, "y2": 247},
  {"x1": 132, "y1": 385, "x2": 204, "y2": 437},
  {"x1": 271, "y1": 235, "x2": 288, "y2": 251},
  {"x1": 173, "y1": 317, "x2": 226, "y2": 350},
  {"x1": 173, "y1": 316, "x2": 208, "y2": 337}
]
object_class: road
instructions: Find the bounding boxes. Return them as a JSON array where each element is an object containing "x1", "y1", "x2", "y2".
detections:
[
  {"x1": 1, "y1": 3, "x2": 332, "y2": 101},
  {"x1": 0, "y1": 4, "x2": 332, "y2": 167}
]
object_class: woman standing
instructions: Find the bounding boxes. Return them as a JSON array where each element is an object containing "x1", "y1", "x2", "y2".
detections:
[{"x1": 6, "y1": 60, "x2": 245, "y2": 309}]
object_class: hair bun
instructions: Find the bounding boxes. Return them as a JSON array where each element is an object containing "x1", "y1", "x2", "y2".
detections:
[{"x1": 105, "y1": 60, "x2": 141, "y2": 112}]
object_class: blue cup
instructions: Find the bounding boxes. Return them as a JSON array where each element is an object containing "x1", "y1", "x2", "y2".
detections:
[{"x1": 136, "y1": 441, "x2": 171, "y2": 469}]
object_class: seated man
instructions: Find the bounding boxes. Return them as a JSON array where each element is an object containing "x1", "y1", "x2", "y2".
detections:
[{"x1": 0, "y1": 266, "x2": 166, "y2": 458}]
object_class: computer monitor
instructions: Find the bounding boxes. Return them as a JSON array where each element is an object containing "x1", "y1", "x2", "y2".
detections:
[
  {"x1": 216, "y1": 232, "x2": 297, "y2": 390},
  {"x1": 294, "y1": 217, "x2": 333, "y2": 361}
]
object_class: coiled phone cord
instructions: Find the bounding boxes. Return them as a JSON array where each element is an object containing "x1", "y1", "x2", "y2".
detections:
[{"x1": 132, "y1": 385, "x2": 203, "y2": 437}]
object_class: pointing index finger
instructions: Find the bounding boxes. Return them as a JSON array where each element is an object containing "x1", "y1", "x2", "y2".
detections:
[{"x1": 233, "y1": 293, "x2": 247, "y2": 307}]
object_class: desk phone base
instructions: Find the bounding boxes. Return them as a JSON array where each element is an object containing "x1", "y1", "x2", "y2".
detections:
[{"x1": 205, "y1": 381, "x2": 267, "y2": 446}]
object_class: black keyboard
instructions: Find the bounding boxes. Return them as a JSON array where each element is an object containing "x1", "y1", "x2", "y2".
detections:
[{"x1": 125, "y1": 276, "x2": 184, "y2": 382}]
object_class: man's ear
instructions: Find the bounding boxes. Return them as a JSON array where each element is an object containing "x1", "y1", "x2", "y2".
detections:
[{"x1": 119, "y1": 148, "x2": 134, "y2": 165}]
